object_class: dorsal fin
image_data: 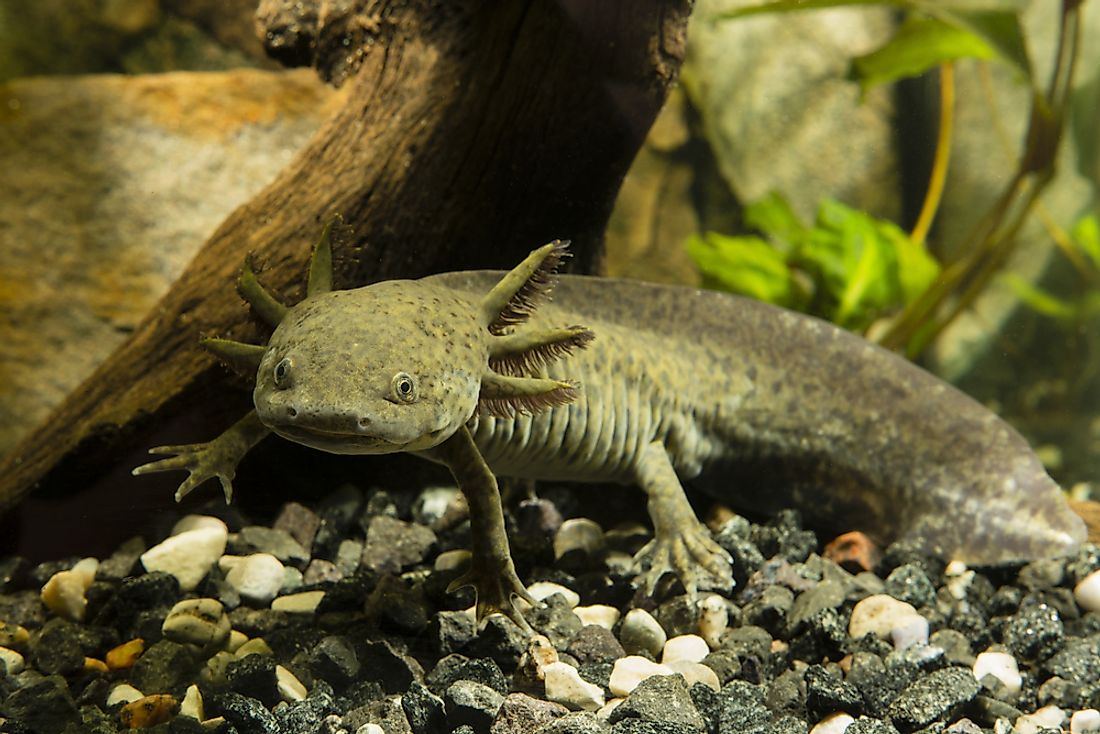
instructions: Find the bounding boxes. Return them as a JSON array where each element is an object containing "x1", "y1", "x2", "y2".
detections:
[
  {"x1": 307, "y1": 218, "x2": 336, "y2": 297},
  {"x1": 237, "y1": 256, "x2": 288, "y2": 327},
  {"x1": 488, "y1": 325, "x2": 595, "y2": 376},
  {"x1": 201, "y1": 338, "x2": 266, "y2": 376},
  {"x1": 477, "y1": 372, "x2": 580, "y2": 418},
  {"x1": 480, "y1": 240, "x2": 569, "y2": 335}
]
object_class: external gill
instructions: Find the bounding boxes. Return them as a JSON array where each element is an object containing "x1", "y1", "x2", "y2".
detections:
[{"x1": 474, "y1": 240, "x2": 594, "y2": 418}]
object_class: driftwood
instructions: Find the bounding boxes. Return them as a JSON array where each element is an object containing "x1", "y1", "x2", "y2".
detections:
[{"x1": 0, "y1": 0, "x2": 692, "y2": 550}]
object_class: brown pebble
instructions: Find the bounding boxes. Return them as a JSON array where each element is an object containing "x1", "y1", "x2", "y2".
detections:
[
  {"x1": 823, "y1": 531, "x2": 880, "y2": 572},
  {"x1": 0, "y1": 622, "x2": 30, "y2": 651},
  {"x1": 84, "y1": 657, "x2": 109, "y2": 673},
  {"x1": 106, "y1": 638, "x2": 145, "y2": 671},
  {"x1": 119, "y1": 694, "x2": 177, "y2": 728}
]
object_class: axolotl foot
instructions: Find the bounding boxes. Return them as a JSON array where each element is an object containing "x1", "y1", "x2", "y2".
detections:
[
  {"x1": 131, "y1": 411, "x2": 271, "y2": 505},
  {"x1": 447, "y1": 551, "x2": 539, "y2": 634},
  {"x1": 632, "y1": 523, "x2": 734, "y2": 596},
  {"x1": 633, "y1": 440, "x2": 735, "y2": 595}
]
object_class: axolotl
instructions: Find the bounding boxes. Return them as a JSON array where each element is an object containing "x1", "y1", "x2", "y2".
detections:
[{"x1": 134, "y1": 232, "x2": 1086, "y2": 627}]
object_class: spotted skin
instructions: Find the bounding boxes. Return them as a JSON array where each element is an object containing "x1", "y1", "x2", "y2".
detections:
[{"x1": 135, "y1": 246, "x2": 1086, "y2": 629}]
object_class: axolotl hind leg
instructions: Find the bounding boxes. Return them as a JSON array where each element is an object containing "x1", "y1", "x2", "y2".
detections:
[{"x1": 632, "y1": 440, "x2": 734, "y2": 594}]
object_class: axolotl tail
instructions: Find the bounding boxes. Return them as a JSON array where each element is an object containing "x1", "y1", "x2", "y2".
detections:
[{"x1": 424, "y1": 270, "x2": 1087, "y2": 565}]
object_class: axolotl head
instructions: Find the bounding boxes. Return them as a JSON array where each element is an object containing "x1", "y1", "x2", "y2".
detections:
[
  {"x1": 206, "y1": 235, "x2": 593, "y2": 456},
  {"x1": 254, "y1": 282, "x2": 487, "y2": 454}
]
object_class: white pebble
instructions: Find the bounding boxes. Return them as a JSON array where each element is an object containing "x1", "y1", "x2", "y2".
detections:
[
  {"x1": 413, "y1": 486, "x2": 460, "y2": 525},
  {"x1": 972, "y1": 651, "x2": 1022, "y2": 695},
  {"x1": 106, "y1": 683, "x2": 144, "y2": 707},
  {"x1": 173, "y1": 515, "x2": 228, "y2": 535},
  {"x1": 40, "y1": 557, "x2": 99, "y2": 621},
  {"x1": 944, "y1": 560, "x2": 975, "y2": 600},
  {"x1": 0, "y1": 647, "x2": 25, "y2": 676},
  {"x1": 356, "y1": 725, "x2": 385, "y2": 734},
  {"x1": 70, "y1": 557, "x2": 99, "y2": 587},
  {"x1": 281, "y1": 566, "x2": 303, "y2": 594},
  {"x1": 574, "y1": 604, "x2": 620, "y2": 629},
  {"x1": 661, "y1": 635, "x2": 710, "y2": 664},
  {"x1": 218, "y1": 555, "x2": 244, "y2": 572},
  {"x1": 1071, "y1": 709, "x2": 1100, "y2": 733},
  {"x1": 180, "y1": 684, "x2": 204, "y2": 720},
  {"x1": 698, "y1": 594, "x2": 728, "y2": 649},
  {"x1": 225, "y1": 553, "x2": 286, "y2": 605},
  {"x1": 140, "y1": 517, "x2": 228, "y2": 591},
  {"x1": 890, "y1": 614, "x2": 929, "y2": 650},
  {"x1": 944, "y1": 560, "x2": 969, "y2": 576},
  {"x1": 1074, "y1": 569, "x2": 1100, "y2": 613},
  {"x1": 225, "y1": 630, "x2": 248, "y2": 653},
  {"x1": 336, "y1": 539, "x2": 363, "y2": 576},
  {"x1": 276, "y1": 664, "x2": 308, "y2": 701},
  {"x1": 596, "y1": 698, "x2": 623, "y2": 720},
  {"x1": 608, "y1": 655, "x2": 676, "y2": 697},
  {"x1": 619, "y1": 608, "x2": 667, "y2": 657},
  {"x1": 543, "y1": 661, "x2": 606, "y2": 711},
  {"x1": 271, "y1": 590, "x2": 326, "y2": 613},
  {"x1": 1016, "y1": 705, "x2": 1066, "y2": 734},
  {"x1": 665, "y1": 660, "x2": 720, "y2": 691},
  {"x1": 849, "y1": 595, "x2": 922, "y2": 640},
  {"x1": 553, "y1": 517, "x2": 605, "y2": 560},
  {"x1": 433, "y1": 549, "x2": 469, "y2": 573},
  {"x1": 810, "y1": 712, "x2": 855, "y2": 734},
  {"x1": 235, "y1": 638, "x2": 274, "y2": 658},
  {"x1": 162, "y1": 598, "x2": 230, "y2": 650},
  {"x1": 40, "y1": 569, "x2": 91, "y2": 622},
  {"x1": 526, "y1": 581, "x2": 580, "y2": 608}
]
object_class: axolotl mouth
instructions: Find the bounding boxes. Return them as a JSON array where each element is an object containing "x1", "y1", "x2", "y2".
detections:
[{"x1": 268, "y1": 423, "x2": 451, "y2": 455}]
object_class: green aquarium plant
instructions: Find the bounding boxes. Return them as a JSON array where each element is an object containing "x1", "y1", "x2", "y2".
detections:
[
  {"x1": 692, "y1": 0, "x2": 1089, "y2": 360},
  {"x1": 688, "y1": 194, "x2": 940, "y2": 332}
]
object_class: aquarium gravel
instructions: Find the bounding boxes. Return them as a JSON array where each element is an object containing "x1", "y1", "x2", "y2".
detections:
[{"x1": 1, "y1": 482, "x2": 1099, "y2": 734}]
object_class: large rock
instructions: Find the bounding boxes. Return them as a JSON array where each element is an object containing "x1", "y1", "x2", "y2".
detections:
[
  {"x1": 0, "y1": 69, "x2": 340, "y2": 454},
  {"x1": 681, "y1": 0, "x2": 900, "y2": 223}
]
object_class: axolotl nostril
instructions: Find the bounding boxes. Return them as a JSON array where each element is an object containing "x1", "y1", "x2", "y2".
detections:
[{"x1": 134, "y1": 228, "x2": 1087, "y2": 631}]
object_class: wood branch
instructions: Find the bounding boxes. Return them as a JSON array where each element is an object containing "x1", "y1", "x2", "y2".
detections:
[{"x1": 0, "y1": 0, "x2": 692, "y2": 523}]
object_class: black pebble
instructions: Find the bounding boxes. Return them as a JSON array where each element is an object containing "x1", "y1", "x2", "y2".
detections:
[
  {"x1": 402, "y1": 680, "x2": 447, "y2": 734},
  {"x1": 804, "y1": 664, "x2": 863, "y2": 718},
  {"x1": 225, "y1": 652, "x2": 280, "y2": 708},
  {"x1": 212, "y1": 691, "x2": 280, "y2": 734},
  {"x1": 444, "y1": 679, "x2": 504, "y2": 733}
]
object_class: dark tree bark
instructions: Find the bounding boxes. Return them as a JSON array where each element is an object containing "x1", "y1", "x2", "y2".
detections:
[{"x1": 0, "y1": 0, "x2": 692, "y2": 538}]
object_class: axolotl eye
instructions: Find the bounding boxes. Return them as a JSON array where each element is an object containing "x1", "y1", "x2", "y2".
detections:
[
  {"x1": 273, "y1": 357, "x2": 294, "y2": 389},
  {"x1": 390, "y1": 372, "x2": 418, "y2": 403}
]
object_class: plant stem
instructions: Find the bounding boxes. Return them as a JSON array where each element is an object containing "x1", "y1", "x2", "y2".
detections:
[{"x1": 910, "y1": 63, "x2": 954, "y2": 245}]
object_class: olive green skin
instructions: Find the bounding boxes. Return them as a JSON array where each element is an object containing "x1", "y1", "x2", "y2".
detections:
[{"x1": 256, "y1": 269, "x2": 1084, "y2": 565}]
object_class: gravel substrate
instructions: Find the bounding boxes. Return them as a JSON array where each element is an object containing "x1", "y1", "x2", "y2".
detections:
[{"x1": 1, "y1": 482, "x2": 1099, "y2": 734}]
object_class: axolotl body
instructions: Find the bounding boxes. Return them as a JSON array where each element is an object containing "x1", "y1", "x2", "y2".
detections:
[{"x1": 135, "y1": 236, "x2": 1085, "y2": 626}]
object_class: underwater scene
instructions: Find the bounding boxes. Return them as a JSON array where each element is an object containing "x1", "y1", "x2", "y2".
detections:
[{"x1": 0, "y1": 1, "x2": 1098, "y2": 733}]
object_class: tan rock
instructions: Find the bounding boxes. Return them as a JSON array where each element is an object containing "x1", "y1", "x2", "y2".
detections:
[{"x1": 0, "y1": 69, "x2": 340, "y2": 454}]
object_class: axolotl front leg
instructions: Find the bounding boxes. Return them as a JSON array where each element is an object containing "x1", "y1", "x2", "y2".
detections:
[
  {"x1": 133, "y1": 410, "x2": 270, "y2": 503},
  {"x1": 426, "y1": 425, "x2": 538, "y2": 632}
]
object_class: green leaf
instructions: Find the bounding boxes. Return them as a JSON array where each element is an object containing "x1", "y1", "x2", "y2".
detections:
[
  {"x1": 888, "y1": 226, "x2": 941, "y2": 301},
  {"x1": 742, "y1": 191, "x2": 806, "y2": 253},
  {"x1": 1002, "y1": 273, "x2": 1076, "y2": 321},
  {"x1": 687, "y1": 232, "x2": 799, "y2": 307},
  {"x1": 849, "y1": 16, "x2": 997, "y2": 91},
  {"x1": 950, "y1": 8, "x2": 1030, "y2": 77},
  {"x1": 719, "y1": 1, "x2": 1031, "y2": 78},
  {"x1": 1072, "y1": 213, "x2": 1100, "y2": 271}
]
